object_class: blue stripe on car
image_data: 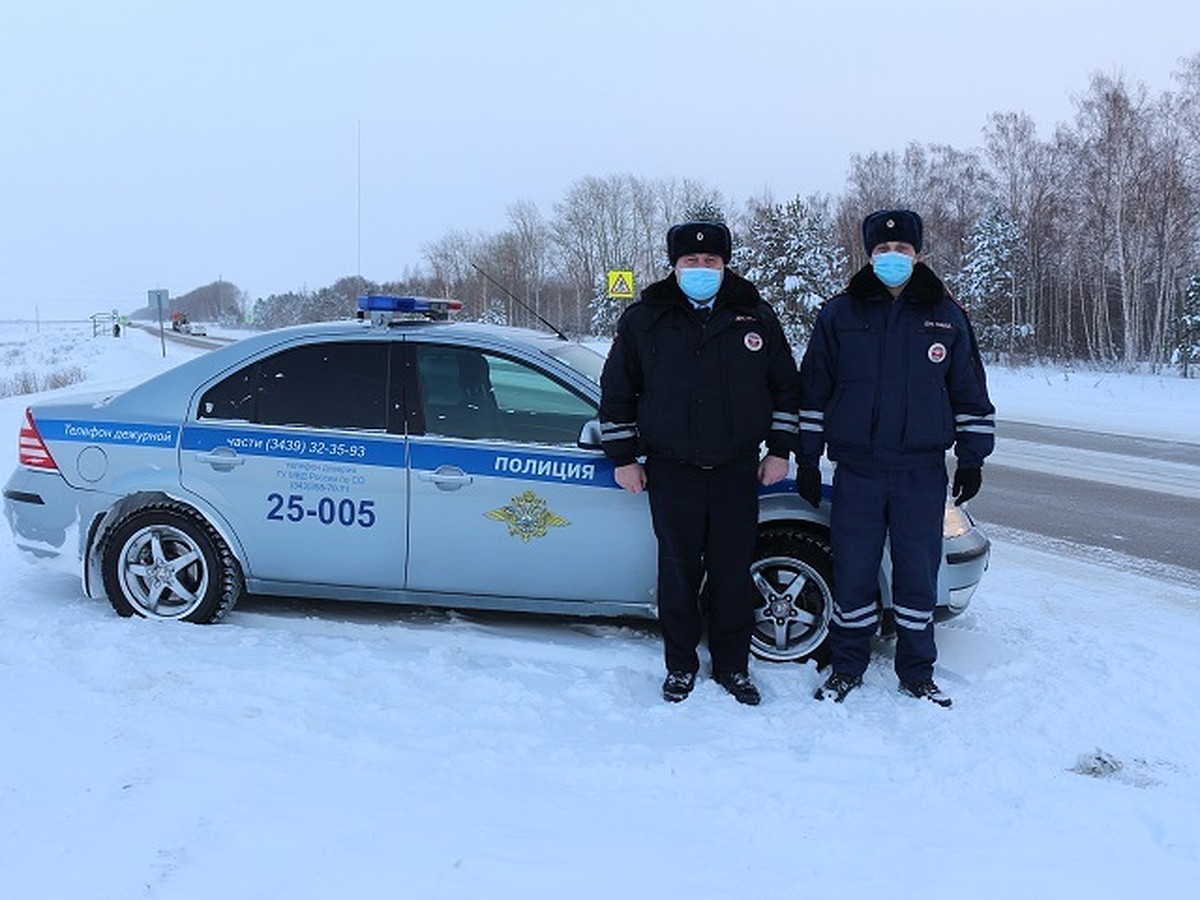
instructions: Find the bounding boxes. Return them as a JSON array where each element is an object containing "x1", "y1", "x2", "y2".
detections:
[{"x1": 38, "y1": 419, "x2": 180, "y2": 448}]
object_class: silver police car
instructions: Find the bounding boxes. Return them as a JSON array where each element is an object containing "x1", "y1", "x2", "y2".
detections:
[{"x1": 3, "y1": 296, "x2": 990, "y2": 663}]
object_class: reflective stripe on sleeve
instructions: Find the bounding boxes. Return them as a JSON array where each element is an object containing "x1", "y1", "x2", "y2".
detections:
[
  {"x1": 600, "y1": 421, "x2": 638, "y2": 442},
  {"x1": 772, "y1": 410, "x2": 800, "y2": 433},
  {"x1": 955, "y1": 412, "x2": 995, "y2": 435}
]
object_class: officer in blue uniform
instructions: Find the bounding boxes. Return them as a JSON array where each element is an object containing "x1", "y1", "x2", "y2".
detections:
[
  {"x1": 796, "y1": 209, "x2": 994, "y2": 707},
  {"x1": 600, "y1": 221, "x2": 800, "y2": 706}
]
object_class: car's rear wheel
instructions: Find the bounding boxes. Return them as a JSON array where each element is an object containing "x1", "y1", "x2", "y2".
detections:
[
  {"x1": 100, "y1": 503, "x2": 242, "y2": 622},
  {"x1": 750, "y1": 528, "x2": 834, "y2": 664}
]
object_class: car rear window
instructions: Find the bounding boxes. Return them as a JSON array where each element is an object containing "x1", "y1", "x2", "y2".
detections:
[{"x1": 199, "y1": 342, "x2": 390, "y2": 431}]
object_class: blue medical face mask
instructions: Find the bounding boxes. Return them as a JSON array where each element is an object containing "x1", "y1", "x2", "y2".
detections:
[
  {"x1": 872, "y1": 251, "x2": 914, "y2": 288},
  {"x1": 677, "y1": 266, "x2": 722, "y2": 302}
]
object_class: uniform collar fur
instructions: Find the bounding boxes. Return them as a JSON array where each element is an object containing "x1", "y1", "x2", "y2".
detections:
[{"x1": 847, "y1": 260, "x2": 945, "y2": 305}]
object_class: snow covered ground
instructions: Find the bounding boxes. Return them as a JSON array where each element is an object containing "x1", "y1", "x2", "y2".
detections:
[{"x1": 2, "y1": 321, "x2": 1198, "y2": 899}]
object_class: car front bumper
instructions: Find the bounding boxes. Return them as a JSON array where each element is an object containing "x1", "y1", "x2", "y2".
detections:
[{"x1": 938, "y1": 523, "x2": 991, "y2": 618}]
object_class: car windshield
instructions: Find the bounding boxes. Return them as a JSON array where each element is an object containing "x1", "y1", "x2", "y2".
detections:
[{"x1": 543, "y1": 341, "x2": 605, "y2": 384}]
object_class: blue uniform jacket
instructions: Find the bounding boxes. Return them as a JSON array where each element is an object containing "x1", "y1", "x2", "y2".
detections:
[{"x1": 798, "y1": 262, "x2": 995, "y2": 470}]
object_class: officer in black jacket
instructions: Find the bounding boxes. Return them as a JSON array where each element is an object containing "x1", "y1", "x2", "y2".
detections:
[
  {"x1": 600, "y1": 221, "x2": 800, "y2": 705},
  {"x1": 797, "y1": 209, "x2": 994, "y2": 708}
]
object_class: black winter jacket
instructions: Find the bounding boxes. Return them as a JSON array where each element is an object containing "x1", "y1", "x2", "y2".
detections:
[
  {"x1": 798, "y1": 262, "x2": 995, "y2": 470},
  {"x1": 599, "y1": 269, "x2": 800, "y2": 468}
]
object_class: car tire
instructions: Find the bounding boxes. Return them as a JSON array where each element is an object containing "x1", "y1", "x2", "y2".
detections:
[
  {"x1": 100, "y1": 503, "x2": 242, "y2": 623},
  {"x1": 749, "y1": 528, "x2": 834, "y2": 664}
]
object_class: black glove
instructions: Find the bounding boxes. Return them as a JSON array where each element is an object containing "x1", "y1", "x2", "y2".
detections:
[
  {"x1": 796, "y1": 465, "x2": 822, "y2": 508},
  {"x1": 952, "y1": 466, "x2": 982, "y2": 505}
]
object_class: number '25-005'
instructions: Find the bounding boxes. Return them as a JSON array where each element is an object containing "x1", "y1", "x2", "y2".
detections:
[{"x1": 266, "y1": 493, "x2": 377, "y2": 527}]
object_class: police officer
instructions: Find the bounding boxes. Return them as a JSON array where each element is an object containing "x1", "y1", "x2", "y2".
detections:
[
  {"x1": 599, "y1": 221, "x2": 800, "y2": 705},
  {"x1": 796, "y1": 209, "x2": 994, "y2": 707}
]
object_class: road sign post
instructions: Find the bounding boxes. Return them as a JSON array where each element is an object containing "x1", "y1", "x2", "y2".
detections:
[{"x1": 148, "y1": 289, "x2": 169, "y2": 357}]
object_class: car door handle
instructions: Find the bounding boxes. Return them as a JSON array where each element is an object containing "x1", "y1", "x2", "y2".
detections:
[
  {"x1": 419, "y1": 466, "x2": 473, "y2": 489},
  {"x1": 195, "y1": 449, "x2": 246, "y2": 467}
]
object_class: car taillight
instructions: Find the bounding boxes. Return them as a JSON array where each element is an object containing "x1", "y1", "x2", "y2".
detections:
[{"x1": 19, "y1": 408, "x2": 58, "y2": 471}]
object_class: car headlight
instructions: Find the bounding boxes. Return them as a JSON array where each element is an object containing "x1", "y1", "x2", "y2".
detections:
[{"x1": 942, "y1": 502, "x2": 974, "y2": 539}]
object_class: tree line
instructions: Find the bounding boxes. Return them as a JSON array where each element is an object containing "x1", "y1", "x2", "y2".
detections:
[{"x1": 232, "y1": 58, "x2": 1200, "y2": 374}]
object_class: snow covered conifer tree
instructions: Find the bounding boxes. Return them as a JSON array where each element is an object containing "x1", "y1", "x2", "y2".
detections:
[
  {"x1": 954, "y1": 206, "x2": 1028, "y2": 360},
  {"x1": 739, "y1": 196, "x2": 847, "y2": 351},
  {"x1": 479, "y1": 296, "x2": 508, "y2": 326},
  {"x1": 590, "y1": 272, "x2": 622, "y2": 336},
  {"x1": 1172, "y1": 274, "x2": 1200, "y2": 377},
  {"x1": 683, "y1": 200, "x2": 725, "y2": 225}
]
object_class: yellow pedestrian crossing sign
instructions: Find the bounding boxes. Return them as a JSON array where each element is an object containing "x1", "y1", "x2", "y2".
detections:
[{"x1": 607, "y1": 269, "x2": 635, "y2": 299}]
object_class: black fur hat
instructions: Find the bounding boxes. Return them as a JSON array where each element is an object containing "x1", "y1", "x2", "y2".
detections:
[
  {"x1": 667, "y1": 221, "x2": 732, "y2": 264},
  {"x1": 862, "y1": 209, "x2": 923, "y2": 254}
]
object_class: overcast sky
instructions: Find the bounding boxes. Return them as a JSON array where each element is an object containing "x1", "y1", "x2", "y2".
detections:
[{"x1": 2, "y1": 0, "x2": 1197, "y2": 319}]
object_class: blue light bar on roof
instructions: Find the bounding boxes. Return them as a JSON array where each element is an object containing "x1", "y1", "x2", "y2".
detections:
[
  {"x1": 357, "y1": 294, "x2": 463, "y2": 320},
  {"x1": 358, "y1": 294, "x2": 429, "y2": 312}
]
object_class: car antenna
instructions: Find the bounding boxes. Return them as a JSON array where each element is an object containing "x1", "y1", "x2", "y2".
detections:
[{"x1": 470, "y1": 262, "x2": 570, "y2": 341}]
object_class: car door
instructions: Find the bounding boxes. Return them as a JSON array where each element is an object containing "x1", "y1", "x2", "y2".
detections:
[
  {"x1": 180, "y1": 339, "x2": 408, "y2": 591},
  {"x1": 404, "y1": 341, "x2": 658, "y2": 609}
]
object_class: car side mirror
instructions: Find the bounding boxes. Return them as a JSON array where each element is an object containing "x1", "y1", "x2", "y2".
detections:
[{"x1": 577, "y1": 419, "x2": 603, "y2": 450}]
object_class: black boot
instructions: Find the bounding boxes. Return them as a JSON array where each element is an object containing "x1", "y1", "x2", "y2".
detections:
[
  {"x1": 662, "y1": 670, "x2": 697, "y2": 703},
  {"x1": 714, "y1": 672, "x2": 761, "y2": 706},
  {"x1": 814, "y1": 672, "x2": 863, "y2": 703},
  {"x1": 899, "y1": 680, "x2": 953, "y2": 708}
]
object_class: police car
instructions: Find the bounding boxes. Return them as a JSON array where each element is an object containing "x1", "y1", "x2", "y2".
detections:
[{"x1": 3, "y1": 295, "x2": 990, "y2": 663}]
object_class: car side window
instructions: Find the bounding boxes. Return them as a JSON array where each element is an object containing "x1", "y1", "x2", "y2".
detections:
[
  {"x1": 416, "y1": 345, "x2": 596, "y2": 445},
  {"x1": 199, "y1": 342, "x2": 390, "y2": 431}
]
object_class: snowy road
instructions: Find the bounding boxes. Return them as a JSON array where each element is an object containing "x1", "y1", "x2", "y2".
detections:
[
  {"x1": 971, "y1": 422, "x2": 1200, "y2": 581},
  {"x1": 991, "y1": 437, "x2": 1200, "y2": 500}
]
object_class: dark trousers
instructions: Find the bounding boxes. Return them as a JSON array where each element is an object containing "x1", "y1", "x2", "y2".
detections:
[
  {"x1": 829, "y1": 462, "x2": 946, "y2": 684},
  {"x1": 645, "y1": 454, "x2": 759, "y2": 677}
]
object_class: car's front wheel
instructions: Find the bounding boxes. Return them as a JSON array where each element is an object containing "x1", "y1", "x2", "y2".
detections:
[
  {"x1": 100, "y1": 503, "x2": 242, "y2": 622},
  {"x1": 749, "y1": 528, "x2": 834, "y2": 664}
]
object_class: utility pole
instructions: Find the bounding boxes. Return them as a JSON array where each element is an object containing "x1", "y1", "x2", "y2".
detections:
[{"x1": 357, "y1": 119, "x2": 363, "y2": 293}]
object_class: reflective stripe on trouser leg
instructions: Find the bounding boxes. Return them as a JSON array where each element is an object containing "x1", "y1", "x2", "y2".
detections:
[
  {"x1": 888, "y1": 464, "x2": 947, "y2": 685},
  {"x1": 829, "y1": 464, "x2": 888, "y2": 679}
]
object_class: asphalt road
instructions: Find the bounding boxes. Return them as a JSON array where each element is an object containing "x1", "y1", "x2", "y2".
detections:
[
  {"x1": 125, "y1": 320, "x2": 235, "y2": 349},
  {"x1": 968, "y1": 421, "x2": 1200, "y2": 584}
]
